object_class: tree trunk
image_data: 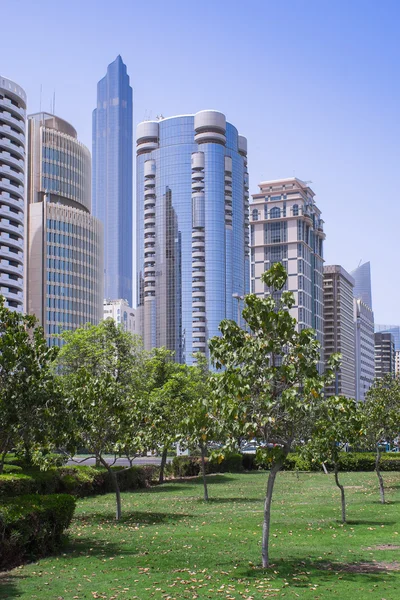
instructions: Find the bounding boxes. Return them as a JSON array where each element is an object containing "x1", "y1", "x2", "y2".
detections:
[
  {"x1": 334, "y1": 463, "x2": 346, "y2": 523},
  {"x1": 375, "y1": 444, "x2": 385, "y2": 504},
  {"x1": 0, "y1": 452, "x2": 6, "y2": 475},
  {"x1": 159, "y1": 446, "x2": 168, "y2": 484},
  {"x1": 100, "y1": 456, "x2": 122, "y2": 520},
  {"x1": 262, "y1": 460, "x2": 283, "y2": 568},
  {"x1": 200, "y1": 443, "x2": 209, "y2": 502}
]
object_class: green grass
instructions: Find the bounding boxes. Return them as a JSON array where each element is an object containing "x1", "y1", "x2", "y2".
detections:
[{"x1": 1, "y1": 471, "x2": 400, "y2": 599}]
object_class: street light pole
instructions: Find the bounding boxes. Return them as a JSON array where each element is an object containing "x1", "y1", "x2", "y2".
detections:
[{"x1": 232, "y1": 293, "x2": 244, "y2": 328}]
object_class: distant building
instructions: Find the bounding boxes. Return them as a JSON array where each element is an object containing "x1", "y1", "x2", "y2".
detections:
[
  {"x1": 0, "y1": 76, "x2": 26, "y2": 312},
  {"x1": 395, "y1": 350, "x2": 400, "y2": 375},
  {"x1": 92, "y1": 56, "x2": 133, "y2": 306},
  {"x1": 374, "y1": 332, "x2": 395, "y2": 379},
  {"x1": 251, "y1": 177, "x2": 325, "y2": 363},
  {"x1": 103, "y1": 299, "x2": 135, "y2": 335},
  {"x1": 26, "y1": 113, "x2": 104, "y2": 346},
  {"x1": 354, "y1": 298, "x2": 375, "y2": 401},
  {"x1": 375, "y1": 324, "x2": 400, "y2": 352},
  {"x1": 323, "y1": 265, "x2": 355, "y2": 397},
  {"x1": 351, "y1": 261, "x2": 372, "y2": 309}
]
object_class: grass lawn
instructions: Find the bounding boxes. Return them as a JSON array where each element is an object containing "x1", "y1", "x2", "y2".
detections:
[{"x1": 1, "y1": 471, "x2": 400, "y2": 599}]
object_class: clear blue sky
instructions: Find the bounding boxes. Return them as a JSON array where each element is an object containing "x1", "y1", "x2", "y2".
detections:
[{"x1": 2, "y1": 0, "x2": 399, "y2": 322}]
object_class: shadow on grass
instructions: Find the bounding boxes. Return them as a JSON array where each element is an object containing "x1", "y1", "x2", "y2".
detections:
[
  {"x1": 199, "y1": 496, "x2": 261, "y2": 504},
  {"x1": 236, "y1": 557, "x2": 398, "y2": 588},
  {"x1": 74, "y1": 509, "x2": 190, "y2": 526},
  {"x1": 0, "y1": 573, "x2": 24, "y2": 600},
  {"x1": 344, "y1": 519, "x2": 397, "y2": 526}
]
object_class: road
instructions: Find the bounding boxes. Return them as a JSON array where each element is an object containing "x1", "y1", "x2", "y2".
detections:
[{"x1": 67, "y1": 455, "x2": 169, "y2": 467}]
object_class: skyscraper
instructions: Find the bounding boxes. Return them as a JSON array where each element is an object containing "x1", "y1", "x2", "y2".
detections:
[
  {"x1": 250, "y1": 178, "x2": 325, "y2": 357},
  {"x1": 0, "y1": 76, "x2": 26, "y2": 312},
  {"x1": 351, "y1": 261, "x2": 372, "y2": 309},
  {"x1": 374, "y1": 332, "x2": 395, "y2": 379},
  {"x1": 354, "y1": 298, "x2": 375, "y2": 401},
  {"x1": 375, "y1": 324, "x2": 400, "y2": 351},
  {"x1": 323, "y1": 265, "x2": 355, "y2": 397},
  {"x1": 136, "y1": 110, "x2": 249, "y2": 363},
  {"x1": 92, "y1": 56, "x2": 133, "y2": 305},
  {"x1": 26, "y1": 113, "x2": 104, "y2": 346}
]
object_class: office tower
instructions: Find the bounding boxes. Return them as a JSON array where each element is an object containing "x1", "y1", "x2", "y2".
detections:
[
  {"x1": 26, "y1": 113, "x2": 104, "y2": 346},
  {"x1": 136, "y1": 110, "x2": 249, "y2": 363},
  {"x1": 375, "y1": 324, "x2": 400, "y2": 351},
  {"x1": 104, "y1": 298, "x2": 135, "y2": 335},
  {"x1": 351, "y1": 261, "x2": 372, "y2": 309},
  {"x1": 354, "y1": 298, "x2": 375, "y2": 400},
  {"x1": 250, "y1": 177, "x2": 325, "y2": 352},
  {"x1": 323, "y1": 265, "x2": 355, "y2": 397},
  {"x1": 0, "y1": 77, "x2": 26, "y2": 312},
  {"x1": 92, "y1": 56, "x2": 133, "y2": 305},
  {"x1": 374, "y1": 332, "x2": 395, "y2": 379},
  {"x1": 396, "y1": 351, "x2": 400, "y2": 375}
]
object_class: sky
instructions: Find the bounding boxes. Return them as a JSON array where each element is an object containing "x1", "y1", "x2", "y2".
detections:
[{"x1": 1, "y1": 0, "x2": 399, "y2": 322}]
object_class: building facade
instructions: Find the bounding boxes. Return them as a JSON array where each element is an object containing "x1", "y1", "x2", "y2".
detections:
[
  {"x1": 374, "y1": 332, "x2": 395, "y2": 379},
  {"x1": 0, "y1": 77, "x2": 26, "y2": 312},
  {"x1": 250, "y1": 178, "x2": 325, "y2": 353},
  {"x1": 323, "y1": 265, "x2": 355, "y2": 397},
  {"x1": 92, "y1": 56, "x2": 133, "y2": 305},
  {"x1": 375, "y1": 324, "x2": 400, "y2": 352},
  {"x1": 26, "y1": 113, "x2": 103, "y2": 345},
  {"x1": 351, "y1": 261, "x2": 372, "y2": 309},
  {"x1": 354, "y1": 298, "x2": 375, "y2": 401},
  {"x1": 104, "y1": 298, "x2": 135, "y2": 335},
  {"x1": 136, "y1": 110, "x2": 249, "y2": 363}
]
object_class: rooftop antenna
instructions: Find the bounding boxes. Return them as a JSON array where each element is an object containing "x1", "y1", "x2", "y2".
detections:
[{"x1": 358, "y1": 258, "x2": 363, "y2": 268}]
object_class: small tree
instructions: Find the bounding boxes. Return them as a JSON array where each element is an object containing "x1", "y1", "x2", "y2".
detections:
[
  {"x1": 0, "y1": 297, "x2": 59, "y2": 472},
  {"x1": 303, "y1": 395, "x2": 363, "y2": 523},
  {"x1": 362, "y1": 375, "x2": 400, "y2": 503},
  {"x1": 209, "y1": 264, "x2": 336, "y2": 568},
  {"x1": 56, "y1": 320, "x2": 148, "y2": 519}
]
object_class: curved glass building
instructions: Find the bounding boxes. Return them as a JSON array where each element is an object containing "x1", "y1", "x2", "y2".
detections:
[
  {"x1": 136, "y1": 110, "x2": 249, "y2": 363},
  {"x1": 27, "y1": 113, "x2": 104, "y2": 345},
  {"x1": 0, "y1": 77, "x2": 26, "y2": 311}
]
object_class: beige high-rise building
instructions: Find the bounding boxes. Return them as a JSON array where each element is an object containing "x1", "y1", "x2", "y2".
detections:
[
  {"x1": 250, "y1": 177, "x2": 325, "y2": 359},
  {"x1": 323, "y1": 265, "x2": 356, "y2": 397},
  {"x1": 103, "y1": 298, "x2": 135, "y2": 335},
  {"x1": 26, "y1": 113, "x2": 103, "y2": 346}
]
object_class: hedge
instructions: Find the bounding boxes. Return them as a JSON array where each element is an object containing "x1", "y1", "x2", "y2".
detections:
[
  {"x1": 172, "y1": 453, "x2": 243, "y2": 477},
  {"x1": 0, "y1": 494, "x2": 76, "y2": 569},
  {"x1": 242, "y1": 452, "x2": 400, "y2": 472},
  {"x1": 0, "y1": 465, "x2": 156, "y2": 499}
]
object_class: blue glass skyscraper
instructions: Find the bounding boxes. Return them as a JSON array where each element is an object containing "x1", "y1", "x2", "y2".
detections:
[
  {"x1": 92, "y1": 56, "x2": 133, "y2": 305},
  {"x1": 136, "y1": 111, "x2": 249, "y2": 363},
  {"x1": 351, "y1": 261, "x2": 372, "y2": 309}
]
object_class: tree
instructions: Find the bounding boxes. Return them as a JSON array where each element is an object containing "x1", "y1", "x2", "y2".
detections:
[
  {"x1": 56, "y1": 320, "x2": 148, "y2": 520},
  {"x1": 362, "y1": 375, "x2": 400, "y2": 504},
  {"x1": 144, "y1": 348, "x2": 187, "y2": 484},
  {"x1": 0, "y1": 297, "x2": 59, "y2": 472},
  {"x1": 302, "y1": 395, "x2": 363, "y2": 523},
  {"x1": 209, "y1": 263, "x2": 336, "y2": 568}
]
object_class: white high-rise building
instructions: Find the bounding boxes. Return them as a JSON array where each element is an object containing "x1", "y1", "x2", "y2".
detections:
[
  {"x1": 354, "y1": 298, "x2": 375, "y2": 401},
  {"x1": 104, "y1": 299, "x2": 135, "y2": 335},
  {"x1": 250, "y1": 177, "x2": 325, "y2": 359},
  {"x1": 0, "y1": 77, "x2": 26, "y2": 312}
]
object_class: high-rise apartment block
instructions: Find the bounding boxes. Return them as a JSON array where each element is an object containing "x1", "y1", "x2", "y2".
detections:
[
  {"x1": 354, "y1": 298, "x2": 375, "y2": 400},
  {"x1": 104, "y1": 298, "x2": 135, "y2": 335},
  {"x1": 0, "y1": 77, "x2": 26, "y2": 312},
  {"x1": 26, "y1": 113, "x2": 104, "y2": 345},
  {"x1": 323, "y1": 265, "x2": 355, "y2": 397},
  {"x1": 136, "y1": 110, "x2": 249, "y2": 363},
  {"x1": 250, "y1": 178, "x2": 325, "y2": 351},
  {"x1": 92, "y1": 56, "x2": 133, "y2": 305},
  {"x1": 374, "y1": 332, "x2": 395, "y2": 379}
]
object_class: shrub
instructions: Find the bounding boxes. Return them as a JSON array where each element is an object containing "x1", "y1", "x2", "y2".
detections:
[
  {"x1": 172, "y1": 456, "x2": 201, "y2": 478},
  {"x1": 2, "y1": 464, "x2": 22, "y2": 474},
  {"x1": 0, "y1": 494, "x2": 76, "y2": 569},
  {"x1": 0, "y1": 474, "x2": 37, "y2": 498},
  {"x1": 172, "y1": 454, "x2": 243, "y2": 477},
  {"x1": 208, "y1": 452, "x2": 243, "y2": 473}
]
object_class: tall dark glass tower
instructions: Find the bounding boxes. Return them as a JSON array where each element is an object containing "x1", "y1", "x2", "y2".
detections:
[{"x1": 92, "y1": 56, "x2": 133, "y2": 305}]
